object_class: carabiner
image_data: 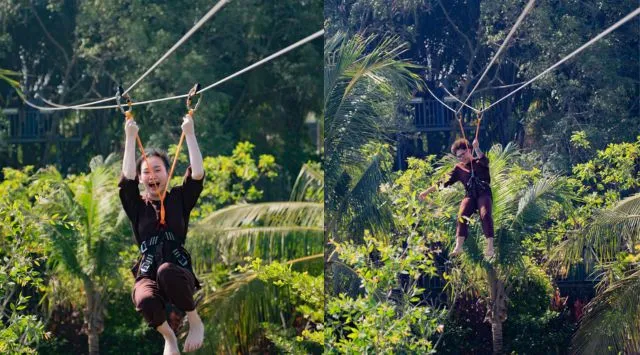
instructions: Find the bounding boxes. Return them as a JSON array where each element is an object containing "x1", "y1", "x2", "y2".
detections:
[
  {"x1": 186, "y1": 83, "x2": 202, "y2": 114},
  {"x1": 116, "y1": 86, "x2": 133, "y2": 118}
]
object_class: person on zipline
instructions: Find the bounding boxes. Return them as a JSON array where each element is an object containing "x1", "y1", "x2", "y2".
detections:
[
  {"x1": 419, "y1": 137, "x2": 495, "y2": 258},
  {"x1": 120, "y1": 114, "x2": 205, "y2": 354}
]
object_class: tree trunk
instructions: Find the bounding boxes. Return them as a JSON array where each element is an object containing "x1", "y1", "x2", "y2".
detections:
[
  {"x1": 486, "y1": 266, "x2": 508, "y2": 355},
  {"x1": 83, "y1": 279, "x2": 104, "y2": 355},
  {"x1": 491, "y1": 319, "x2": 503, "y2": 355},
  {"x1": 87, "y1": 331, "x2": 100, "y2": 355}
]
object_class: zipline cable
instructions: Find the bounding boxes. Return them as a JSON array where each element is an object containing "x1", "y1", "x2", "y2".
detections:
[
  {"x1": 426, "y1": 6, "x2": 640, "y2": 118},
  {"x1": 31, "y1": 0, "x2": 229, "y2": 109},
  {"x1": 456, "y1": 0, "x2": 536, "y2": 114},
  {"x1": 481, "y1": 6, "x2": 640, "y2": 112},
  {"x1": 23, "y1": 30, "x2": 324, "y2": 111},
  {"x1": 439, "y1": 83, "x2": 479, "y2": 113},
  {"x1": 424, "y1": 84, "x2": 457, "y2": 113}
]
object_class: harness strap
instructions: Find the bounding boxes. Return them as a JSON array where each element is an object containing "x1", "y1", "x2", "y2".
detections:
[{"x1": 137, "y1": 231, "x2": 191, "y2": 278}]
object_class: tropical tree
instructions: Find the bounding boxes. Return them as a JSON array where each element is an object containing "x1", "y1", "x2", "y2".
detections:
[
  {"x1": 422, "y1": 143, "x2": 574, "y2": 354},
  {"x1": 32, "y1": 154, "x2": 130, "y2": 355},
  {"x1": 552, "y1": 193, "x2": 640, "y2": 353},
  {"x1": 0, "y1": 166, "x2": 48, "y2": 354},
  {"x1": 324, "y1": 31, "x2": 422, "y2": 241},
  {"x1": 185, "y1": 162, "x2": 324, "y2": 353}
]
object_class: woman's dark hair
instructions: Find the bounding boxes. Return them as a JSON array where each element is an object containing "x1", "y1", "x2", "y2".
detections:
[
  {"x1": 451, "y1": 138, "x2": 470, "y2": 155},
  {"x1": 136, "y1": 148, "x2": 170, "y2": 176}
]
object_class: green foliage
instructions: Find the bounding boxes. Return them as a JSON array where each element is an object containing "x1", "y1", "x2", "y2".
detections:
[
  {"x1": 0, "y1": 167, "x2": 48, "y2": 353},
  {"x1": 325, "y1": 30, "x2": 422, "y2": 243},
  {"x1": 239, "y1": 257, "x2": 324, "y2": 353},
  {"x1": 190, "y1": 163, "x2": 324, "y2": 353},
  {"x1": 193, "y1": 141, "x2": 279, "y2": 218},
  {"x1": 326, "y1": 234, "x2": 443, "y2": 354},
  {"x1": 570, "y1": 130, "x2": 591, "y2": 150},
  {"x1": 570, "y1": 136, "x2": 640, "y2": 210},
  {"x1": 553, "y1": 193, "x2": 640, "y2": 353},
  {"x1": 503, "y1": 262, "x2": 574, "y2": 353}
]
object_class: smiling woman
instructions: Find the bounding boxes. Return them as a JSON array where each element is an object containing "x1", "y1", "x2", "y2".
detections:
[{"x1": 120, "y1": 112, "x2": 206, "y2": 354}]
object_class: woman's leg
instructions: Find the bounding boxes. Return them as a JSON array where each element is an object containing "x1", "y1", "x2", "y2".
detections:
[
  {"x1": 478, "y1": 194, "x2": 494, "y2": 238},
  {"x1": 478, "y1": 193, "x2": 495, "y2": 257},
  {"x1": 452, "y1": 196, "x2": 476, "y2": 256},
  {"x1": 132, "y1": 278, "x2": 179, "y2": 354},
  {"x1": 132, "y1": 278, "x2": 166, "y2": 328},
  {"x1": 157, "y1": 263, "x2": 203, "y2": 353}
]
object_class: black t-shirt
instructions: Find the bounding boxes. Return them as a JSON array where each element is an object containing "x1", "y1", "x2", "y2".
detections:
[
  {"x1": 119, "y1": 166, "x2": 203, "y2": 246},
  {"x1": 441, "y1": 155, "x2": 491, "y2": 196},
  {"x1": 119, "y1": 167, "x2": 204, "y2": 285}
]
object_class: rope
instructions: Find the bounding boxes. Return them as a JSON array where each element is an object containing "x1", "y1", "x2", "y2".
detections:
[
  {"x1": 34, "y1": 0, "x2": 229, "y2": 110},
  {"x1": 161, "y1": 108, "x2": 193, "y2": 218},
  {"x1": 456, "y1": 0, "x2": 536, "y2": 114},
  {"x1": 481, "y1": 6, "x2": 640, "y2": 112},
  {"x1": 456, "y1": 113, "x2": 474, "y2": 175},
  {"x1": 23, "y1": 30, "x2": 324, "y2": 111}
]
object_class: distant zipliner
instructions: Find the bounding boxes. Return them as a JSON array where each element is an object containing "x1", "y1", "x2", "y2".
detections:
[
  {"x1": 419, "y1": 113, "x2": 495, "y2": 259},
  {"x1": 118, "y1": 85, "x2": 206, "y2": 354},
  {"x1": 415, "y1": 2, "x2": 640, "y2": 262}
]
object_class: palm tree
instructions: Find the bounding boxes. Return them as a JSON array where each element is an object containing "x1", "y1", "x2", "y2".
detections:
[
  {"x1": 324, "y1": 31, "x2": 424, "y2": 300},
  {"x1": 324, "y1": 31, "x2": 422, "y2": 244},
  {"x1": 436, "y1": 143, "x2": 575, "y2": 354},
  {"x1": 185, "y1": 163, "x2": 324, "y2": 353},
  {"x1": 33, "y1": 154, "x2": 129, "y2": 355},
  {"x1": 552, "y1": 193, "x2": 640, "y2": 353}
]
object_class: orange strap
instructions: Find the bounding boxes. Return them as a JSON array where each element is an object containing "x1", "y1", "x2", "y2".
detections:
[
  {"x1": 160, "y1": 109, "x2": 194, "y2": 224},
  {"x1": 457, "y1": 113, "x2": 468, "y2": 148},
  {"x1": 457, "y1": 113, "x2": 475, "y2": 174},
  {"x1": 474, "y1": 112, "x2": 483, "y2": 142}
]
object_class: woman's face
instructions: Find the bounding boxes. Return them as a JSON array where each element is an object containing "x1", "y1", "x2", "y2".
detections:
[
  {"x1": 140, "y1": 156, "x2": 168, "y2": 198},
  {"x1": 455, "y1": 148, "x2": 472, "y2": 163}
]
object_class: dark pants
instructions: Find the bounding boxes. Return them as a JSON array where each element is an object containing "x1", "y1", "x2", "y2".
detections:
[
  {"x1": 456, "y1": 193, "x2": 494, "y2": 239},
  {"x1": 132, "y1": 262, "x2": 196, "y2": 328}
]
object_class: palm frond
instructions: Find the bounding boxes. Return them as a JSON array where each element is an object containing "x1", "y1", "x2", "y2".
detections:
[
  {"x1": 553, "y1": 193, "x2": 640, "y2": 274},
  {"x1": 290, "y1": 163, "x2": 324, "y2": 202},
  {"x1": 325, "y1": 32, "x2": 422, "y2": 191},
  {"x1": 31, "y1": 158, "x2": 131, "y2": 313},
  {"x1": 588, "y1": 193, "x2": 640, "y2": 260},
  {"x1": 486, "y1": 143, "x2": 522, "y2": 229},
  {"x1": 572, "y1": 267, "x2": 640, "y2": 354},
  {"x1": 513, "y1": 175, "x2": 573, "y2": 229},
  {"x1": 341, "y1": 154, "x2": 394, "y2": 240},
  {"x1": 188, "y1": 202, "x2": 323, "y2": 271},
  {"x1": 0, "y1": 68, "x2": 21, "y2": 92},
  {"x1": 196, "y1": 255, "x2": 323, "y2": 353},
  {"x1": 194, "y1": 202, "x2": 323, "y2": 229}
]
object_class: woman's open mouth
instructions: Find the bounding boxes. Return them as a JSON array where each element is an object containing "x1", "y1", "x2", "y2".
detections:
[{"x1": 148, "y1": 182, "x2": 161, "y2": 190}]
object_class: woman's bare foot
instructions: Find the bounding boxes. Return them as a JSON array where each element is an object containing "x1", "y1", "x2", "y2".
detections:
[
  {"x1": 450, "y1": 236, "x2": 465, "y2": 257},
  {"x1": 485, "y1": 238, "x2": 495, "y2": 258},
  {"x1": 163, "y1": 339, "x2": 180, "y2": 355},
  {"x1": 183, "y1": 310, "x2": 204, "y2": 352},
  {"x1": 156, "y1": 321, "x2": 180, "y2": 355}
]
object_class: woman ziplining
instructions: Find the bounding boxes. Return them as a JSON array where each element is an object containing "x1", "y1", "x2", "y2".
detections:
[
  {"x1": 419, "y1": 113, "x2": 495, "y2": 258},
  {"x1": 118, "y1": 86, "x2": 205, "y2": 355},
  {"x1": 416, "y1": 3, "x2": 640, "y2": 259},
  {"x1": 415, "y1": 2, "x2": 640, "y2": 261}
]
